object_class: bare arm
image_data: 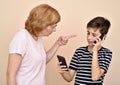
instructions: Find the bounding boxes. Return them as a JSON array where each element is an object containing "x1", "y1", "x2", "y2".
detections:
[
  {"x1": 91, "y1": 37, "x2": 105, "y2": 81},
  {"x1": 7, "y1": 54, "x2": 22, "y2": 85},
  {"x1": 46, "y1": 40, "x2": 60, "y2": 64},
  {"x1": 60, "y1": 69, "x2": 76, "y2": 82},
  {"x1": 46, "y1": 35, "x2": 76, "y2": 64},
  {"x1": 92, "y1": 51, "x2": 105, "y2": 81}
]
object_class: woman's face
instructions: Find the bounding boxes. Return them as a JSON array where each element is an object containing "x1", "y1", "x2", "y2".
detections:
[
  {"x1": 39, "y1": 24, "x2": 57, "y2": 36},
  {"x1": 87, "y1": 28, "x2": 101, "y2": 46}
]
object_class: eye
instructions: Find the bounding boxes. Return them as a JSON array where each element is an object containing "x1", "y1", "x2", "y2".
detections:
[
  {"x1": 87, "y1": 32, "x2": 90, "y2": 35},
  {"x1": 92, "y1": 33, "x2": 97, "y2": 37}
]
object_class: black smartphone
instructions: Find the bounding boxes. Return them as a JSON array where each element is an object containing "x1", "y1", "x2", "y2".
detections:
[
  {"x1": 57, "y1": 55, "x2": 68, "y2": 71},
  {"x1": 94, "y1": 34, "x2": 104, "y2": 44}
]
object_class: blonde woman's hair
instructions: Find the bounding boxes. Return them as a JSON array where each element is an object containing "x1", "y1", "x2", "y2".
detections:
[{"x1": 25, "y1": 4, "x2": 61, "y2": 37}]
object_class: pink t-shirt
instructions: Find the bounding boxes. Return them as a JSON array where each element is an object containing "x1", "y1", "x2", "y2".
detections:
[{"x1": 9, "y1": 28, "x2": 46, "y2": 85}]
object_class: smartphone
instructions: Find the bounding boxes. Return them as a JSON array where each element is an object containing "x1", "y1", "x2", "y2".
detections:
[
  {"x1": 57, "y1": 55, "x2": 68, "y2": 71},
  {"x1": 99, "y1": 34, "x2": 104, "y2": 40},
  {"x1": 94, "y1": 34, "x2": 104, "y2": 44}
]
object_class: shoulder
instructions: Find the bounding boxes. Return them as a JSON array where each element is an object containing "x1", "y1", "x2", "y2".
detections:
[
  {"x1": 13, "y1": 28, "x2": 30, "y2": 40},
  {"x1": 101, "y1": 47, "x2": 112, "y2": 59},
  {"x1": 102, "y1": 47, "x2": 112, "y2": 54},
  {"x1": 74, "y1": 46, "x2": 88, "y2": 55},
  {"x1": 76, "y1": 46, "x2": 87, "y2": 52},
  {"x1": 9, "y1": 28, "x2": 30, "y2": 46},
  {"x1": 16, "y1": 28, "x2": 28, "y2": 37}
]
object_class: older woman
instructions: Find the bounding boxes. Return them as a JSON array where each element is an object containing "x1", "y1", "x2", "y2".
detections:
[{"x1": 7, "y1": 4, "x2": 75, "y2": 85}]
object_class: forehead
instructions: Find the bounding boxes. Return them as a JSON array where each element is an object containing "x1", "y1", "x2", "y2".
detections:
[{"x1": 87, "y1": 27, "x2": 101, "y2": 34}]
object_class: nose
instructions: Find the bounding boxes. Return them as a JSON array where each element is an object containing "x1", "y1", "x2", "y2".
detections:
[{"x1": 87, "y1": 35, "x2": 92, "y2": 40}]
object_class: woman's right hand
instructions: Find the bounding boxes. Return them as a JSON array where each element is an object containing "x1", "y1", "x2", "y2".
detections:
[{"x1": 56, "y1": 34, "x2": 76, "y2": 46}]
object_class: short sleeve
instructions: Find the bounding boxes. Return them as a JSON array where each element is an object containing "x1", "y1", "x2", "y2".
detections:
[
  {"x1": 99, "y1": 49, "x2": 112, "y2": 74},
  {"x1": 9, "y1": 30, "x2": 27, "y2": 57},
  {"x1": 69, "y1": 49, "x2": 79, "y2": 71}
]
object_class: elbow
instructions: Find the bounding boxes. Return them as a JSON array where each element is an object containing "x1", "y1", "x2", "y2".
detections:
[
  {"x1": 62, "y1": 76, "x2": 73, "y2": 82},
  {"x1": 92, "y1": 76, "x2": 100, "y2": 81},
  {"x1": 91, "y1": 72, "x2": 101, "y2": 81},
  {"x1": 7, "y1": 70, "x2": 16, "y2": 79},
  {"x1": 7, "y1": 70, "x2": 10, "y2": 78},
  {"x1": 66, "y1": 79, "x2": 72, "y2": 82},
  {"x1": 92, "y1": 70, "x2": 104, "y2": 81},
  {"x1": 7, "y1": 71, "x2": 11, "y2": 82},
  {"x1": 7, "y1": 71, "x2": 11, "y2": 79}
]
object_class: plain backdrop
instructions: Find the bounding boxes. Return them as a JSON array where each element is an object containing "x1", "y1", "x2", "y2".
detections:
[{"x1": 0, "y1": 0, "x2": 120, "y2": 85}]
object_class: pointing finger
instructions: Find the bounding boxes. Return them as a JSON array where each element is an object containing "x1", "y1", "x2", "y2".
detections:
[{"x1": 63, "y1": 34, "x2": 77, "y2": 40}]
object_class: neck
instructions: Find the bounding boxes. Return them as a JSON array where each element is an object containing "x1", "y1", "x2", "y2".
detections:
[
  {"x1": 87, "y1": 46, "x2": 93, "y2": 52},
  {"x1": 87, "y1": 45, "x2": 102, "y2": 52}
]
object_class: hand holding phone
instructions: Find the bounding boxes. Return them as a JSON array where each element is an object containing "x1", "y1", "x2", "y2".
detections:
[
  {"x1": 57, "y1": 55, "x2": 68, "y2": 71},
  {"x1": 94, "y1": 34, "x2": 104, "y2": 44}
]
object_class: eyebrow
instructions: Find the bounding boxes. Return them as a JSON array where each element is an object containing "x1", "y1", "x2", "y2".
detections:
[
  {"x1": 92, "y1": 33, "x2": 97, "y2": 35},
  {"x1": 87, "y1": 31, "x2": 97, "y2": 35}
]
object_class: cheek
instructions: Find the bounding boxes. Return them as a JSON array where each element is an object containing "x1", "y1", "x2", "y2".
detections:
[
  {"x1": 52, "y1": 28, "x2": 56, "y2": 32},
  {"x1": 49, "y1": 28, "x2": 55, "y2": 32},
  {"x1": 46, "y1": 29, "x2": 54, "y2": 34},
  {"x1": 48, "y1": 29, "x2": 53, "y2": 33}
]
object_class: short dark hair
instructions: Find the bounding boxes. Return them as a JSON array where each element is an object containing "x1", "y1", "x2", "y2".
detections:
[{"x1": 87, "y1": 16, "x2": 111, "y2": 35}]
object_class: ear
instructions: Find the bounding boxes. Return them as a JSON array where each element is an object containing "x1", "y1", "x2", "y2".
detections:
[{"x1": 103, "y1": 34, "x2": 107, "y2": 40}]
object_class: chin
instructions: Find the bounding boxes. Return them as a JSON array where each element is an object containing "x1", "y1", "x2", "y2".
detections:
[{"x1": 88, "y1": 43, "x2": 94, "y2": 47}]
